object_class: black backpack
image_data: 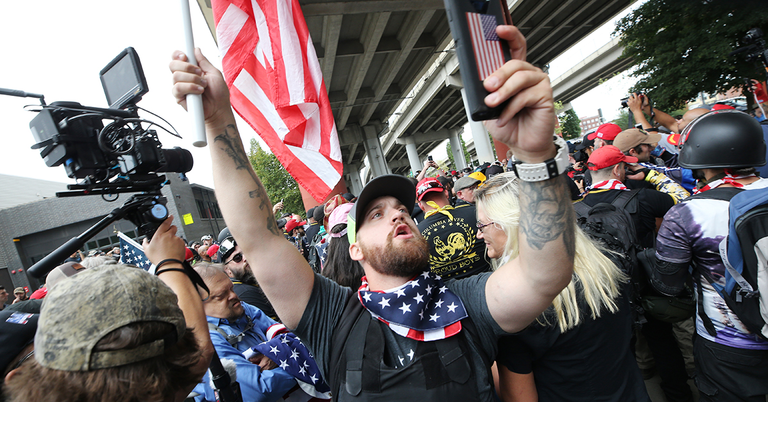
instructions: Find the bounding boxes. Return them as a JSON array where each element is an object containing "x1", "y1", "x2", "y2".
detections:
[{"x1": 574, "y1": 189, "x2": 648, "y2": 325}]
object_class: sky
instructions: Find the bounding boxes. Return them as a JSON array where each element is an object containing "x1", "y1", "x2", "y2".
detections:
[
  {"x1": 0, "y1": 1, "x2": 643, "y2": 189},
  {"x1": 0, "y1": 1, "x2": 241, "y2": 189}
]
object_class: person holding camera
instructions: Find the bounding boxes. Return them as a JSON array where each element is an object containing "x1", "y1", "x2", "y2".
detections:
[{"x1": 3, "y1": 217, "x2": 215, "y2": 401}]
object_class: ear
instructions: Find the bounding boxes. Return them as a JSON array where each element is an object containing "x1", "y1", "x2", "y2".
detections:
[
  {"x1": 417, "y1": 201, "x2": 425, "y2": 212},
  {"x1": 223, "y1": 265, "x2": 234, "y2": 278},
  {"x1": 5, "y1": 367, "x2": 19, "y2": 384},
  {"x1": 349, "y1": 242, "x2": 364, "y2": 263},
  {"x1": 612, "y1": 163, "x2": 624, "y2": 178}
]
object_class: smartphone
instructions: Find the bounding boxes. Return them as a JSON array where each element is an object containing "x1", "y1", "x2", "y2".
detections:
[
  {"x1": 444, "y1": 0, "x2": 513, "y2": 121},
  {"x1": 428, "y1": 155, "x2": 433, "y2": 161}
]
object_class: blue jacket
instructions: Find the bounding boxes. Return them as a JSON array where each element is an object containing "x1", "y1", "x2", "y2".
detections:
[{"x1": 194, "y1": 302, "x2": 297, "y2": 401}]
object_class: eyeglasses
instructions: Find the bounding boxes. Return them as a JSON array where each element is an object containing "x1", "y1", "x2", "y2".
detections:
[
  {"x1": 476, "y1": 220, "x2": 498, "y2": 233},
  {"x1": 225, "y1": 252, "x2": 243, "y2": 265},
  {"x1": 12, "y1": 349, "x2": 35, "y2": 371}
]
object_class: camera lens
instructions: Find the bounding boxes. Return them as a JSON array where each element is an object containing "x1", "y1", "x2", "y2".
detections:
[{"x1": 158, "y1": 146, "x2": 194, "y2": 173}]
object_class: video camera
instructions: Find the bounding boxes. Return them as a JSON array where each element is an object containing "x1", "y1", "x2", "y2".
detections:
[
  {"x1": 29, "y1": 47, "x2": 193, "y2": 190},
  {"x1": 5, "y1": 47, "x2": 196, "y2": 278},
  {"x1": 731, "y1": 28, "x2": 768, "y2": 66}
]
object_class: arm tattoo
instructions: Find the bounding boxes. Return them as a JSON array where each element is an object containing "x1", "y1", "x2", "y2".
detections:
[
  {"x1": 214, "y1": 124, "x2": 280, "y2": 237},
  {"x1": 518, "y1": 175, "x2": 576, "y2": 258}
]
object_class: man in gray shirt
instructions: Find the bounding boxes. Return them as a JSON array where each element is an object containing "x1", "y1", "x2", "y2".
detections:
[{"x1": 169, "y1": 24, "x2": 575, "y2": 401}]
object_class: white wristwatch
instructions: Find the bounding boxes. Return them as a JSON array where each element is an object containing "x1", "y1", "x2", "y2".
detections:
[{"x1": 510, "y1": 143, "x2": 569, "y2": 182}]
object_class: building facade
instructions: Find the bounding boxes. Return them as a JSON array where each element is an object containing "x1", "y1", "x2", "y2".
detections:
[{"x1": 0, "y1": 173, "x2": 225, "y2": 297}]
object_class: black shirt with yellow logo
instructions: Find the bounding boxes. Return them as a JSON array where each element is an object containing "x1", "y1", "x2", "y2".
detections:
[{"x1": 417, "y1": 204, "x2": 490, "y2": 280}]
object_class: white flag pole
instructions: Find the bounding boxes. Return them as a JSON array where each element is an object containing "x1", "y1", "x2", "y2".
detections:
[{"x1": 180, "y1": 0, "x2": 207, "y2": 147}]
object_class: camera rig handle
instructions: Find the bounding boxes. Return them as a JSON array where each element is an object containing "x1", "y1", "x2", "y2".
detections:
[{"x1": 27, "y1": 192, "x2": 168, "y2": 279}]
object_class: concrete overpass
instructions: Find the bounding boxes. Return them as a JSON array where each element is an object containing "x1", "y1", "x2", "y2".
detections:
[
  {"x1": 552, "y1": 37, "x2": 634, "y2": 104},
  {"x1": 194, "y1": 0, "x2": 637, "y2": 194}
]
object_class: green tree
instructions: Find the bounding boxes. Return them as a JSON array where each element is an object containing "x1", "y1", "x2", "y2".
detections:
[
  {"x1": 610, "y1": 109, "x2": 634, "y2": 130},
  {"x1": 614, "y1": 0, "x2": 768, "y2": 112},
  {"x1": 558, "y1": 108, "x2": 582, "y2": 140},
  {"x1": 248, "y1": 139, "x2": 303, "y2": 217}
]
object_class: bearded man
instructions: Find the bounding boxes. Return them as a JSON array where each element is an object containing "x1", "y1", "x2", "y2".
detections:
[{"x1": 170, "y1": 24, "x2": 575, "y2": 401}]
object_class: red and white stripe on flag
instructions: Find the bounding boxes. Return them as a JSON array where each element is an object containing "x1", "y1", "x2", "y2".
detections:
[
  {"x1": 212, "y1": 0, "x2": 343, "y2": 202},
  {"x1": 466, "y1": 12, "x2": 504, "y2": 80}
]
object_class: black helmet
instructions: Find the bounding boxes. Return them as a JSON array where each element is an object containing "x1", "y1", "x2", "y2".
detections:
[
  {"x1": 217, "y1": 227, "x2": 236, "y2": 261},
  {"x1": 679, "y1": 110, "x2": 766, "y2": 170}
]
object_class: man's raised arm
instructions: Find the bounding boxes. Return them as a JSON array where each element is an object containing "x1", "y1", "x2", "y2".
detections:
[
  {"x1": 482, "y1": 26, "x2": 575, "y2": 333},
  {"x1": 170, "y1": 49, "x2": 314, "y2": 329}
]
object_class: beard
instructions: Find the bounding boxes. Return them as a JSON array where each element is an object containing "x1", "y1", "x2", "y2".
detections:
[
  {"x1": 361, "y1": 230, "x2": 430, "y2": 278},
  {"x1": 231, "y1": 264, "x2": 258, "y2": 286}
]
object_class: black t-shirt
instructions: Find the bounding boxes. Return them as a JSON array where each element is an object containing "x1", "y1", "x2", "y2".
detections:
[
  {"x1": 578, "y1": 187, "x2": 674, "y2": 247},
  {"x1": 417, "y1": 204, "x2": 490, "y2": 280},
  {"x1": 497, "y1": 293, "x2": 650, "y2": 402},
  {"x1": 304, "y1": 222, "x2": 321, "y2": 243},
  {"x1": 411, "y1": 204, "x2": 424, "y2": 225},
  {"x1": 233, "y1": 281, "x2": 279, "y2": 321}
]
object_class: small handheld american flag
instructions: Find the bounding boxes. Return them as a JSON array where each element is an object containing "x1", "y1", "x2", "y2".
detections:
[{"x1": 117, "y1": 232, "x2": 154, "y2": 272}]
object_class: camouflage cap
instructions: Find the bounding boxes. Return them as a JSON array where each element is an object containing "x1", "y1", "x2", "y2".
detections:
[{"x1": 35, "y1": 265, "x2": 186, "y2": 371}]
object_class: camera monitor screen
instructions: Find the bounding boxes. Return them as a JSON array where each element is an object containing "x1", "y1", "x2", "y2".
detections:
[{"x1": 100, "y1": 47, "x2": 148, "y2": 110}]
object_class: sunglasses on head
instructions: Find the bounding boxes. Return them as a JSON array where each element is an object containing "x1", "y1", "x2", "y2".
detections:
[{"x1": 225, "y1": 252, "x2": 243, "y2": 265}]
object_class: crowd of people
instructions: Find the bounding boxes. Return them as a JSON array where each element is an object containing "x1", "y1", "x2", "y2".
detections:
[{"x1": 2, "y1": 22, "x2": 768, "y2": 403}]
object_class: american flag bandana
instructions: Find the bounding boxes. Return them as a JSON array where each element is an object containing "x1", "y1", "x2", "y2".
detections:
[
  {"x1": 247, "y1": 324, "x2": 331, "y2": 399},
  {"x1": 585, "y1": 179, "x2": 628, "y2": 193},
  {"x1": 358, "y1": 271, "x2": 468, "y2": 342}
]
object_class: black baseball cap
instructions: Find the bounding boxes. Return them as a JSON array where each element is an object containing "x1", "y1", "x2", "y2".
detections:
[
  {"x1": 347, "y1": 175, "x2": 415, "y2": 244},
  {"x1": 575, "y1": 132, "x2": 596, "y2": 151},
  {"x1": 0, "y1": 310, "x2": 39, "y2": 374}
]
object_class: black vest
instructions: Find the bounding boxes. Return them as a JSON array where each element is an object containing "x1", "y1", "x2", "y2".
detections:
[{"x1": 328, "y1": 292, "x2": 485, "y2": 401}]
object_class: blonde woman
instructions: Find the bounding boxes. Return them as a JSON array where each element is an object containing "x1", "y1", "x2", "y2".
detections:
[{"x1": 475, "y1": 172, "x2": 648, "y2": 401}]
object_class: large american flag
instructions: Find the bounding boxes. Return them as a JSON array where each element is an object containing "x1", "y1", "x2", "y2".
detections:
[
  {"x1": 117, "y1": 232, "x2": 154, "y2": 272},
  {"x1": 212, "y1": 0, "x2": 343, "y2": 202},
  {"x1": 466, "y1": 12, "x2": 505, "y2": 80}
]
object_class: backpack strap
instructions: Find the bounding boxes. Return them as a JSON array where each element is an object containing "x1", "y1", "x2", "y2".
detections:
[
  {"x1": 574, "y1": 188, "x2": 641, "y2": 219},
  {"x1": 207, "y1": 315, "x2": 256, "y2": 347},
  {"x1": 573, "y1": 199, "x2": 591, "y2": 219},
  {"x1": 329, "y1": 291, "x2": 366, "y2": 400},
  {"x1": 690, "y1": 263, "x2": 718, "y2": 337},
  {"x1": 609, "y1": 188, "x2": 641, "y2": 213}
]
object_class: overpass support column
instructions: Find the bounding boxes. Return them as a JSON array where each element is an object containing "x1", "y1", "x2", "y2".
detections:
[
  {"x1": 345, "y1": 163, "x2": 364, "y2": 196},
  {"x1": 449, "y1": 128, "x2": 467, "y2": 171},
  {"x1": 402, "y1": 137, "x2": 422, "y2": 175},
  {"x1": 362, "y1": 125, "x2": 391, "y2": 178},
  {"x1": 460, "y1": 88, "x2": 495, "y2": 165}
]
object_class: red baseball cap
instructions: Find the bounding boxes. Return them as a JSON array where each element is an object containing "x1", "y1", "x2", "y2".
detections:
[
  {"x1": 711, "y1": 103, "x2": 735, "y2": 111},
  {"x1": 285, "y1": 218, "x2": 301, "y2": 233},
  {"x1": 587, "y1": 123, "x2": 622, "y2": 141},
  {"x1": 416, "y1": 177, "x2": 444, "y2": 201},
  {"x1": 206, "y1": 244, "x2": 220, "y2": 258},
  {"x1": 587, "y1": 145, "x2": 638, "y2": 171}
]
